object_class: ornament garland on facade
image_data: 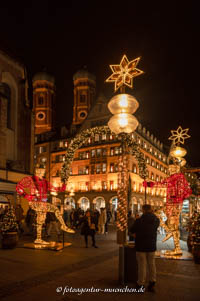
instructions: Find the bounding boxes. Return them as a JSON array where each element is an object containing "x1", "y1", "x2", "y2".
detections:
[{"x1": 60, "y1": 126, "x2": 147, "y2": 184}]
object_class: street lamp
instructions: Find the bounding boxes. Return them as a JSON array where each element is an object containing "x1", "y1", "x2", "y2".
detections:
[
  {"x1": 106, "y1": 54, "x2": 143, "y2": 283},
  {"x1": 108, "y1": 94, "x2": 139, "y2": 134}
]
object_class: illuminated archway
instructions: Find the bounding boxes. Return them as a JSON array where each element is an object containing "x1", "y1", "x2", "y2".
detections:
[
  {"x1": 64, "y1": 197, "x2": 75, "y2": 209},
  {"x1": 61, "y1": 126, "x2": 147, "y2": 184},
  {"x1": 93, "y1": 196, "x2": 106, "y2": 211},
  {"x1": 77, "y1": 197, "x2": 90, "y2": 211}
]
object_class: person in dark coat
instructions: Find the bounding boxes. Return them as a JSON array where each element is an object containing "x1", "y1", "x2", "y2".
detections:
[
  {"x1": 130, "y1": 204, "x2": 160, "y2": 292},
  {"x1": 80, "y1": 211, "x2": 98, "y2": 248},
  {"x1": 128, "y1": 210, "x2": 135, "y2": 241},
  {"x1": 25, "y1": 207, "x2": 35, "y2": 235}
]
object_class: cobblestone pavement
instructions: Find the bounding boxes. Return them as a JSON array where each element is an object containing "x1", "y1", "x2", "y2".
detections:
[{"x1": 0, "y1": 225, "x2": 199, "y2": 301}]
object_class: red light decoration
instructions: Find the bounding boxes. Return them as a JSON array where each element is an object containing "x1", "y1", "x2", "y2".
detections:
[
  {"x1": 150, "y1": 173, "x2": 192, "y2": 205},
  {"x1": 16, "y1": 176, "x2": 66, "y2": 202}
]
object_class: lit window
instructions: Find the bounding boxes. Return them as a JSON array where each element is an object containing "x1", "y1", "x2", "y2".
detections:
[
  {"x1": 41, "y1": 157, "x2": 47, "y2": 163},
  {"x1": 110, "y1": 148, "x2": 114, "y2": 156},
  {"x1": 110, "y1": 181, "x2": 114, "y2": 190},
  {"x1": 96, "y1": 149, "x2": 101, "y2": 157},
  {"x1": 132, "y1": 164, "x2": 137, "y2": 173},
  {"x1": 144, "y1": 143, "x2": 147, "y2": 149},
  {"x1": 150, "y1": 147, "x2": 152, "y2": 153},
  {"x1": 64, "y1": 141, "x2": 68, "y2": 147},
  {"x1": 59, "y1": 141, "x2": 64, "y2": 148},
  {"x1": 114, "y1": 147, "x2": 119, "y2": 155},
  {"x1": 59, "y1": 155, "x2": 65, "y2": 162},
  {"x1": 151, "y1": 173, "x2": 154, "y2": 180},
  {"x1": 110, "y1": 163, "x2": 114, "y2": 172},
  {"x1": 110, "y1": 134, "x2": 113, "y2": 140},
  {"x1": 102, "y1": 163, "x2": 107, "y2": 173},
  {"x1": 86, "y1": 182, "x2": 89, "y2": 191},
  {"x1": 94, "y1": 134, "x2": 99, "y2": 142},
  {"x1": 151, "y1": 160, "x2": 155, "y2": 167},
  {"x1": 39, "y1": 146, "x2": 46, "y2": 154},
  {"x1": 96, "y1": 164, "x2": 101, "y2": 174},
  {"x1": 102, "y1": 134, "x2": 107, "y2": 140},
  {"x1": 91, "y1": 165, "x2": 95, "y2": 174},
  {"x1": 146, "y1": 156, "x2": 150, "y2": 164},
  {"x1": 91, "y1": 150, "x2": 96, "y2": 158},
  {"x1": 156, "y1": 175, "x2": 159, "y2": 181},
  {"x1": 102, "y1": 181, "x2": 107, "y2": 190},
  {"x1": 102, "y1": 148, "x2": 107, "y2": 156}
]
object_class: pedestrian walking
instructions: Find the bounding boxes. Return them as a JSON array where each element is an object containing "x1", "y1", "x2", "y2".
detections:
[
  {"x1": 105, "y1": 209, "x2": 112, "y2": 234},
  {"x1": 80, "y1": 210, "x2": 98, "y2": 248},
  {"x1": 130, "y1": 204, "x2": 160, "y2": 292},
  {"x1": 25, "y1": 207, "x2": 35, "y2": 235},
  {"x1": 46, "y1": 212, "x2": 60, "y2": 237},
  {"x1": 98, "y1": 208, "x2": 107, "y2": 234}
]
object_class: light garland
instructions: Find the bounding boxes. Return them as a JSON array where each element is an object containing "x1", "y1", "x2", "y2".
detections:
[
  {"x1": 60, "y1": 127, "x2": 147, "y2": 235},
  {"x1": 116, "y1": 154, "x2": 128, "y2": 231},
  {"x1": 60, "y1": 126, "x2": 147, "y2": 183}
]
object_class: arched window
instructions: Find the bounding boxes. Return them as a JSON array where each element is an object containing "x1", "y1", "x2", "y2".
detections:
[{"x1": 1, "y1": 83, "x2": 12, "y2": 129}]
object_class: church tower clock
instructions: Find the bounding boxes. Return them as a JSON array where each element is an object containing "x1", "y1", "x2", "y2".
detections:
[
  {"x1": 33, "y1": 72, "x2": 55, "y2": 135},
  {"x1": 73, "y1": 69, "x2": 96, "y2": 125}
]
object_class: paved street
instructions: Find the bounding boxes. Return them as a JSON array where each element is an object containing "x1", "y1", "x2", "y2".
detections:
[{"x1": 0, "y1": 226, "x2": 200, "y2": 301}]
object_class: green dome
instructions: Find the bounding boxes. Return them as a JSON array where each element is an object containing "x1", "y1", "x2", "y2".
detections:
[
  {"x1": 73, "y1": 69, "x2": 96, "y2": 81},
  {"x1": 33, "y1": 72, "x2": 55, "y2": 84}
]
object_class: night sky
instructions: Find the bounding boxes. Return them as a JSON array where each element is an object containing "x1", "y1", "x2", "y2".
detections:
[{"x1": 1, "y1": 1, "x2": 199, "y2": 166}]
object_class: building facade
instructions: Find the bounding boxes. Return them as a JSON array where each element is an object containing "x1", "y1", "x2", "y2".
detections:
[
  {"x1": 0, "y1": 50, "x2": 33, "y2": 210},
  {"x1": 33, "y1": 69, "x2": 169, "y2": 215}
]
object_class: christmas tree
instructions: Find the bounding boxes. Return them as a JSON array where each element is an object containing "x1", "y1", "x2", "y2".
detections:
[
  {"x1": 190, "y1": 211, "x2": 200, "y2": 244},
  {"x1": 0, "y1": 207, "x2": 18, "y2": 234}
]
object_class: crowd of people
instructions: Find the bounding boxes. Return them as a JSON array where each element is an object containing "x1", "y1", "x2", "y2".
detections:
[
  {"x1": 1, "y1": 202, "x2": 162, "y2": 292},
  {"x1": 0, "y1": 204, "x2": 113, "y2": 242}
]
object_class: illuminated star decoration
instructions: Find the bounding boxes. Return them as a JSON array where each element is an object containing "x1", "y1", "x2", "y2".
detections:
[
  {"x1": 168, "y1": 126, "x2": 190, "y2": 145},
  {"x1": 106, "y1": 55, "x2": 144, "y2": 92}
]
